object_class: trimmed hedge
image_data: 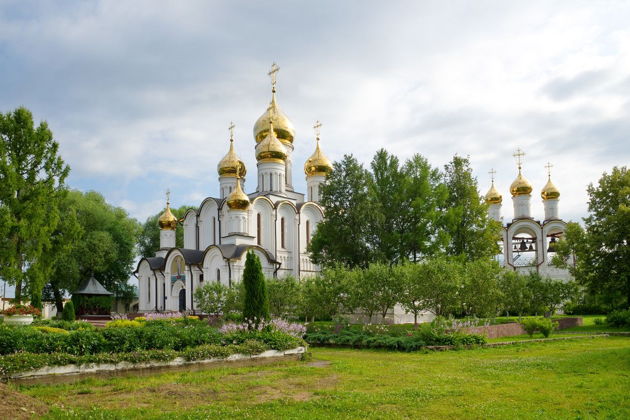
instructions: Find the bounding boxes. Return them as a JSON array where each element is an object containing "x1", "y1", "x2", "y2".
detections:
[
  {"x1": 0, "y1": 337, "x2": 294, "y2": 376},
  {"x1": 606, "y1": 309, "x2": 630, "y2": 327},
  {"x1": 0, "y1": 320, "x2": 304, "y2": 357}
]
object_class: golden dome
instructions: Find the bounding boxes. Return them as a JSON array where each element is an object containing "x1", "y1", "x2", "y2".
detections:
[
  {"x1": 255, "y1": 120, "x2": 287, "y2": 163},
  {"x1": 541, "y1": 178, "x2": 560, "y2": 200},
  {"x1": 485, "y1": 182, "x2": 502, "y2": 205},
  {"x1": 226, "y1": 179, "x2": 250, "y2": 210},
  {"x1": 158, "y1": 202, "x2": 178, "y2": 230},
  {"x1": 510, "y1": 171, "x2": 533, "y2": 196},
  {"x1": 304, "y1": 139, "x2": 333, "y2": 177},
  {"x1": 217, "y1": 137, "x2": 246, "y2": 178},
  {"x1": 253, "y1": 93, "x2": 295, "y2": 145}
]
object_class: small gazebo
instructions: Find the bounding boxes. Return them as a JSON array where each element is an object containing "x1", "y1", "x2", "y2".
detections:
[{"x1": 73, "y1": 276, "x2": 113, "y2": 317}]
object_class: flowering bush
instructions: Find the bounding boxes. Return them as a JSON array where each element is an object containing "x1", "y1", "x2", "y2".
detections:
[
  {"x1": 219, "y1": 318, "x2": 306, "y2": 337},
  {"x1": 105, "y1": 320, "x2": 143, "y2": 328},
  {"x1": 2, "y1": 304, "x2": 41, "y2": 317},
  {"x1": 144, "y1": 312, "x2": 184, "y2": 321}
]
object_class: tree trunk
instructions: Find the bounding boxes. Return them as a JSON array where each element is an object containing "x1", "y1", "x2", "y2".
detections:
[{"x1": 414, "y1": 312, "x2": 418, "y2": 327}]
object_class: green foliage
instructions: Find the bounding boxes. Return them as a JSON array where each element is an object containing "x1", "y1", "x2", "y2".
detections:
[
  {"x1": 62, "y1": 301, "x2": 75, "y2": 321},
  {"x1": 441, "y1": 155, "x2": 501, "y2": 260},
  {"x1": 348, "y1": 263, "x2": 404, "y2": 320},
  {"x1": 137, "y1": 204, "x2": 194, "y2": 258},
  {"x1": 606, "y1": 309, "x2": 630, "y2": 327},
  {"x1": 242, "y1": 251, "x2": 269, "y2": 324},
  {"x1": 0, "y1": 107, "x2": 70, "y2": 302},
  {"x1": 194, "y1": 282, "x2": 230, "y2": 315},
  {"x1": 553, "y1": 167, "x2": 630, "y2": 307},
  {"x1": 519, "y1": 318, "x2": 558, "y2": 338},
  {"x1": 105, "y1": 320, "x2": 142, "y2": 328},
  {"x1": 267, "y1": 276, "x2": 301, "y2": 319},
  {"x1": 299, "y1": 267, "x2": 350, "y2": 321}
]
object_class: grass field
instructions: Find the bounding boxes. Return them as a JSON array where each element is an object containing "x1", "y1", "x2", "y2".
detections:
[{"x1": 10, "y1": 336, "x2": 630, "y2": 419}]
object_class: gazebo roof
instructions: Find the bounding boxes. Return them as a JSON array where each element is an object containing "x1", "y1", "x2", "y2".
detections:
[{"x1": 73, "y1": 276, "x2": 113, "y2": 296}]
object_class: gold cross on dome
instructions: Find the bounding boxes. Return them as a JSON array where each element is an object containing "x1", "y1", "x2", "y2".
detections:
[
  {"x1": 228, "y1": 121, "x2": 235, "y2": 140},
  {"x1": 545, "y1": 162, "x2": 553, "y2": 178},
  {"x1": 513, "y1": 148, "x2": 525, "y2": 170},
  {"x1": 313, "y1": 120, "x2": 322, "y2": 139},
  {"x1": 268, "y1": 62, "x2": 280, "y2": 90},
  {"x1": 166, "y1": 189, "x2": 171, "y2": 205},
  {"x1": 489, "y1": 168, "x2": 496, "y2": 183}
]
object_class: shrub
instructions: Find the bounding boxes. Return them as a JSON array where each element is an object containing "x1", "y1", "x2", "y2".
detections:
[
  {"x1": 105, "y1": 320, "x2": 142, "y2": 328},
  {"x1": 594, "y1": 318, "x2": 605, "y2": 325},
  {"x1": 2, "y1": 304, "x2": 41, "y2": 317},
  {"x1": 71, "y1": 295, "x2": 112, "y2": 316},
  {"x1": 242, "y1": 251, "x2": 269, "y2": 324},
  {"x1": 63, "y1": 330, "x2": 107, "y2": 355},
  {"x1": 520, "y1": 318, "x2": 558, "y2": 338},
  {"x1": 35, "y1": 326, "x2": 69, "y2": 335},
  {"x1": 62, "y1": 301, "x2": 76, "y2": 321},
  {"x1": 606, "y1": 309, "x2": 630, "y2": 327}
]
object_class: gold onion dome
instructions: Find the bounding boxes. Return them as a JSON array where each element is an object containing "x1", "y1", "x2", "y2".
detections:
[
  {"x1": 541, "y1": 178, "x2": 560, "y2": 200},
  {"x1": 226, "y1": 177, "x2": 250, "y2": 210},
  {"x1": 217, "y1": 128, "x2": 246, "y2": 178},
  {"x1": 304, "y1": 138, "x2": 333, "y2": 177},
  {"x1": 158, "y1": 201, "x2": 178, "y2": 230},
  {"x1": 253, "y1": 63, "x2": 295, "y2": 145},
  {"x1": 256, "y1": 120, "x2": 287, "y2": 163},
  {"x1": 485, "y1": 182, "x2": 502, "y2": 205},
  {"x1": 510, "y1": 171, "x2": 533, "y2": 196}
]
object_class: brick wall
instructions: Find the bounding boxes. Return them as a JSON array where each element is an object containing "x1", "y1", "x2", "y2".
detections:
[{"x1": 462, "y1": 317, "x2": 583, "y2": 339}]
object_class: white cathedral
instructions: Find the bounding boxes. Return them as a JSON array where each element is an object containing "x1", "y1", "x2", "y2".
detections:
[
  {"x1": 136, "y1": 64, "x2": 332, "y2": 312},
  {"x1": 484, "y1": 149, "x2": 571, "y2": 281}
]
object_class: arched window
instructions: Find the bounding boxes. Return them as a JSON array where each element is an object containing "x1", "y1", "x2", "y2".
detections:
[
  {"x1": 147, "y1": 277, "x2": 151, "y2": 303},
  {"x1": 270, "y1": 173, "x2": 273, "y2": 191},
  {"x1": 257, "y1": 213, "x2": 262, "y2": 245},
  {"x1": 212, "y1": 217, "x2": 216, "y2": 244},
  {"x1": 216, "y1": 269, "x2": 221, "y2": 284},
  {"x1": 281, "y1": 217, "x2": 285, "y2": 248},
  {"x1": 306, "y1": 220, "x2": 311, "y2": 245}
]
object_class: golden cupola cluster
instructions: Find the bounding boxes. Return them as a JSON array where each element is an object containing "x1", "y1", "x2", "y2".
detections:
[
  {"x1": 253, "y1": 63, "x2": 295, "y2": 145},
  {"x1": 255, "y1": 119, "x2": 287, "y2": 163},
  {"x1": 304, "y1": 121, "x2": 333, "y2": 177},
  {"x1": 217, "y1": 123, "x2": 247, "y2": 178},
  {"x1": 226, "y1": 176, "x2": 250, "y2": 210},
  {"x1": 158, "y1": 193, "x2": 178, "y2": 230}
]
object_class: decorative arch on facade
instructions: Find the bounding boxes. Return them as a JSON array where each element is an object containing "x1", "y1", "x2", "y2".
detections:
[
  {"x1": 275, "y1": 201, "x2": 298, "y2": 274},
  {"x1": 202, "y1": 246, "x2": 227, "y2": 287},
  {"x1": 542, "y1": 219, "x2": 567, "y2": 264},
  {"x1": 198, "y1": 199, "x2": 219, "y2": 249},
  {"x1": 298, "y1": 202, "x2": 324, "y2": 273},
  {"x1": 506, "y1": 220, "x2": 543, "y2": 269},
  {"x1": 183, "y1": 210, "x2": 197, "y2": 249},
  {"x1": 251, "y1": 196, "x2": 275, "y2": 251}
]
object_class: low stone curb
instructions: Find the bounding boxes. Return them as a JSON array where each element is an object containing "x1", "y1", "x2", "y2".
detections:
[
  {"x1": 7, "y1": 347, "x2": 306, "y2": 380},
  {"x1": 424, "y1": 334, "x2": 611, "y2": 351}
]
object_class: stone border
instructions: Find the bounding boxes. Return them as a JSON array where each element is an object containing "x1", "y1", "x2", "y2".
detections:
[{"x1": 8, "y1": 347, "x2": 306, "y2": 380}]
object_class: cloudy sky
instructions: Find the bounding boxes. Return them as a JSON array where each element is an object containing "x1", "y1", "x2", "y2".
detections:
[{"x1": 1, "y1": 0, "x2": 629, "y2": 225}]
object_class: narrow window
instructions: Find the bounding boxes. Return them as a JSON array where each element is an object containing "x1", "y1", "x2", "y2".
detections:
[
  {"x1": 281, "y1": 217, "x2": 285, "y2": 248},
  {"x1": 212, "y1": 217, "x2": 216, "y2": 244},
  {"x1": 270, "y1": 173, "x2": 273, "y2": 191},
  {"x1": 306, "y1": 220, "x2": 311, "y2": 245},
  {"x1": 147, "y1": 277, "x2": 151, "y2": 303},
  {"x1": 257, "y1": 213, "x2": 262, "y2": 245},
  {"x1": 216, "y1": 269, "x2": 221, "y2": 284},
  {"x1": 199, "y1": 274, "x2": 204, "y2": 283}
]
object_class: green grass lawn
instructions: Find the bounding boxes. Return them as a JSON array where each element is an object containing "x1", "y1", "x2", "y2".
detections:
[{"x1": 10, "y1": 336, "x2": 630, "y2": 419}]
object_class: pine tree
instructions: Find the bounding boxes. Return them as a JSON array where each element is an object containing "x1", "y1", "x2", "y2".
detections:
[{"x1": 242, "y1": 251, "x2": 269, "y2": 325}]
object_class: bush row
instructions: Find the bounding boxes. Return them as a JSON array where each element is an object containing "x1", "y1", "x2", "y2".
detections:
[
  {"x1": 0, "y1": 338, "x2": 297, "y2": 376},
  {"x1": 0, "y1": 321, "x2": 304, "y2": 356},
  {"x1": 606, "y1": 309, "x2": 630, "y2": 327},
  {"x1": 304, "y1": 326, "x2": 486, "y2": 351}
]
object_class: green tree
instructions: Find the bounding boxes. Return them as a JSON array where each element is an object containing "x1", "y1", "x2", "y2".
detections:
[
  {"x1": 299, "y1": 267, "x2": 350, "y2": 322},
  {"x1": 44, "y1": 191, "x2": 140, "y2": 312},
  {"x1": 62, "y1": 301, "x2": 75, "y2": 321},
  {"x1": 401, "y1": 154, "x2": 447, "y2": 261},
  {"x1": 441, "y1": 155, "x2": 501, "y2": 260},
  {"x1": 418, "y1": 256, "x2": 463, "y2": 316},
  {"x1": 460, "y1": 259, "x2": 503, "y2": 317},
  {"x1": 267, "y1": 276, "x2": 301, "y2": 319},
  {"x1": 0, "y1": 107, "x2": 70, "y2": 302},
  {"x1": 498, "y1": 270, "x2": 532, "y2": 317},
  {"x1": 553, "y1": 167, "x2": 630, "y2": 307},
  {"x1": 309, "y1": 155, "x2": 377, "y2": 268},
  {"x1": 398, "y1": 263, "x2": 429, "y2": 326},
  {"x1": 349, "y1": 263, "x2": 404, "y2": 321},
  {"x1": 137, "y1": 205, "x2": 193, "y2": 258},
  {"x1": 368, "y1": 149, "x2": 407, "y2": 263},
  {"x1": 242, "y1": 251, "x2": 269, "y2": 324}
]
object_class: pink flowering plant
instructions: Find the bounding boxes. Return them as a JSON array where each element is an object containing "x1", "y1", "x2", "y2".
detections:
[{"x1": 219, "y1": 318, "x2": 306, "y2": 338}]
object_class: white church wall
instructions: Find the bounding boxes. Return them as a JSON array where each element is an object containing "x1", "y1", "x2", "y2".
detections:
[
  {"x1": 252, "y1": 197, "x2": 275, "y2": 251},
  {"x1": 299, "y1": 203, "x2": 323, "y2": 276},
  {"x1": 276, "y1": 202, "x2": 297, "y2": 277}
]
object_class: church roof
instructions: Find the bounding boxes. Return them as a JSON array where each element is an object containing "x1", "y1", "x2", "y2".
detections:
[
  {"x1": 73, "y1": 276, "x2": 113, "y2": 296},
  {"x1": 180, "y1": 249, "x2": 205, "y2": 265},
  {"x1": 145, "y1": 257, "x2": 164, "y2": 270}
]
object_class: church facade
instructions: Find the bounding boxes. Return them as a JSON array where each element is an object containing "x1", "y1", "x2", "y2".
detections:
[
  {"x1": 484, "y1": 150, "x2": 572, "y2": 281},
  {"x1": 135, "y1": 65, "x2": 332, "y2": 313}
]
